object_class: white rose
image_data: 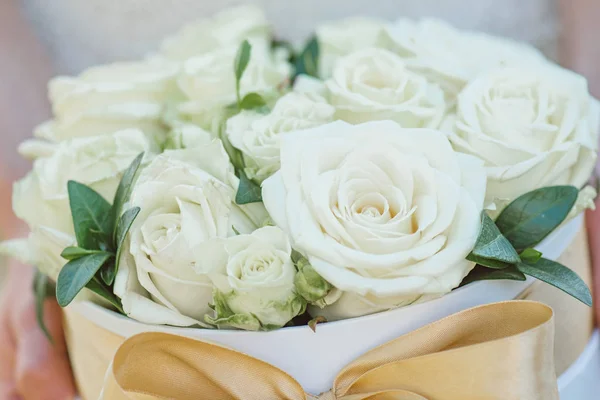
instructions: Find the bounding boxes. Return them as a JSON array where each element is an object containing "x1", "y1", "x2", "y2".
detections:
[
  {"x1": 226, "y1": 91, "x2": 335, "y2": 182},
  {"x1": 35, "y1": 60, "x2": 179, "y2": 144},
  {"x1": 383, "y1": 18, "x2": 547, "y2": 99},
  {"x1": 176, "y1": 47, "x2": 291, "y2": 134},
  {"x1": 326, "y1": 48, "x2": 446, "y2": 127},
  {"x1": 4, "y1": 129, "x2": 156, "y2": 279},
  {"x1": 443, "y1": 67, "x2": 600, "y2": 208},
  {"x1": 262, "y1": 120, "x2": 485, "y2": 320},
  {"x1": 316, "y1": 17, "x2": 388, "y2": 78},
  {"x1": 159, "y1": 5, "x2": 271, "y2": 61},
  {"x1": 115, "y1": 143, "x2": 269, "y2": 326},
  {"x1": 164, "y1": 122, "x2": 214, "y2": 150},
  {"x1": 206, "y1": 226, "x2": 305, "y2": 330}
]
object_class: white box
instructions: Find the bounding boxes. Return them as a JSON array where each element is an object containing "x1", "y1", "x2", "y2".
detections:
[{"x1": 69, "y1": 214, "x2": 583, "y2": 396}]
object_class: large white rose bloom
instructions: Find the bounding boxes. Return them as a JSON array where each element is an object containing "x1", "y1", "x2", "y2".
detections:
[
  {"x1": 383, "y1": 18, "x2": 547, "y2": 99},
  {"x1": 316, "y1": 17, "x2": 388, "y2": 78},
  {"x1": 443, "y1": 66, "x2": 600, "y2": 208},
  {"x1": 159, "y1": 5, "x2": 271, "y2": 61},
  {"x1": 326, "y1": 48, "x2": 446, "y2": 127},
  {"x1": 262, "y1": 120, "x2": 486, "y2": 320},
  {"x1": 1, "y1": 130, "x2": 156, "y2": 279},
  {"x1": 207, "y1": 226, "x2": 305, "y2": 330},
  {"x1": 34, "y1": 61, "x2": 179, "y2": 145},
  {"x1": 176, "y1": 46, "x2": 291, "y2": 134},
  {"x1": 226, "y1": 91, "x2": 335, "y2": 182},
  {"x1": 114, "y1": 142, "x2": 268, "y2": 326}
]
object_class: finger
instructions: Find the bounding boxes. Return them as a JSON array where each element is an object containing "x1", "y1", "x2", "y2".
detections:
[
  {"x1": 12, "y1": 296, "x2": 75, "y2": 400},
  {"x1": 585, "y1": 207, "x2": 600, "y2": 322}
]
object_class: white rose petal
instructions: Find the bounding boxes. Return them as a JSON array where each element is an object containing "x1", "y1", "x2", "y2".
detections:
[
  {"x1": 384, "y1": 18, "x2": 547, "y2": 99},
  {"x1": 444, "y1": 66, "x2": 599, "y2": 208},
  {"x1": 262, "y1": 120, "x2": 485, "y2": 320},
  {"x1": 115, "y1": 142, "x2": 268, "y2": 326},
  {"x1": 316, "y1": 17, "x2": 388, "y2": 78},
  {"x1": 159, "y1": 5, "x2": 271, "y2": 61},
  {"x1": 37, "y1": 60, "x2": 179, "y2": 144},
  {"x1": 226, "y1": 91, "x2": 335, "y2": 182},
  {"x1": 326, "y1": 48, "x2": 446, "y2": 127},
  {"x1": 6, "y1": 129, "x2": 156, "y2": 280}
]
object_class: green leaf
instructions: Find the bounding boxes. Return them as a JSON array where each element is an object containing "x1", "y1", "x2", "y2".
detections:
[
  {"x1": 465, "y1": 254, "x2": 513, "y2": 269},
  {"x1": 295, "y1": 36, "x2": 319, "y2": 78},
  {"x1": 61, "y1": 246, "x2": 109, "y2": 261},
  {"x1": 56, "y1": 252, "x2": 112, "y2": 307},
  {"x1": 85, "y1": 277, "x2": 124, "y2": 314},
  {"x1": 68, "y1": 181, "x2": 112, "y2": 250},
  {"x1": 460, "y1": 264, "x2": 526, "y2": 287},
  {"x1": 235, "y1": 170, "x2": 262, "y2": 204},
  {"x1": 33, "y1": 270, "x2": 55, "y2": 343},
  {"x1": 111, "y1": 153, "x2": 144, "y2": 241},
  {"x1": 240, "y1": 93, "x2": 267, "y2": 110},
  {"x1": 517, "y1": 258, "x2": 592, "y2": 306},
  {"x1": 234, "y1": 40, "x2": 251, "y2": 105},
  {"x1": 100, "y1": 259, "x2": 116, "y2": 286},
  {"x1": 495, "y1": 186, "x2": 578, "y2": 251},
  {"x1": 520, "y1": 248, "x2": 542, "y2": 264},
  {"x1": 468, "y1": 212, "x2": 520, "y2": 264},
  {"x1": 112, "y1": 207, "x2": 141, "y2": 284},
  {"x1": 205, "y1": 290, "x2": 261, "y2": 331}
]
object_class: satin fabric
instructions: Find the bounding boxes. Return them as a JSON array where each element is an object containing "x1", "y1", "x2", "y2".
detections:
[{"x1": 98, "y1": 301, "x2": 557, "y2": 400}]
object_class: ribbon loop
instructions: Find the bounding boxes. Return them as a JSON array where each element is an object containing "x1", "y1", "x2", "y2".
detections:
[{"x1": 100, "y1": 301, "x2": 559, "y2": 400}]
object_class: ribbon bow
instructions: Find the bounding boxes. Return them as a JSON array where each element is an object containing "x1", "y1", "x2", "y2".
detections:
[{"x1": 100, "y1": 301, "x2": 558, "y2": 400}]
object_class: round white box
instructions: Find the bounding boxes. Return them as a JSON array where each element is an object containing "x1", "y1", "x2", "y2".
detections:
[{"x1": 71, "y1": 214, "x2": 583, "y2": 396}]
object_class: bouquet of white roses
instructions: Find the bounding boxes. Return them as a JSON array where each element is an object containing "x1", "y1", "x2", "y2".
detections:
[{"x1": 1, "y1": 5, "x2": 598, "y2": 399}]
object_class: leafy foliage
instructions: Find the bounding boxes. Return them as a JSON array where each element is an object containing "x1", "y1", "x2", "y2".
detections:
[
  {"x1": 460, "y1": 186, "x2": 592, "y2": 307},
  {"x1": 235, "y1": 169, "x2": 263, "y2": 204},
  {"x1": 295, "y1": 36, "x2": 320, "y2": 78},
  {"x1": 54, "y1": 154, "x2": 144, "y2": 318},
  {"x1": 495, "y1": 186, "x2": 578, "y2": 251},
  {"x1": 234, "y1": 40, "x2": 251, "y2": 106},
  {"x1": 33, "y1": 270, "x2": 55, "y2": 342}
]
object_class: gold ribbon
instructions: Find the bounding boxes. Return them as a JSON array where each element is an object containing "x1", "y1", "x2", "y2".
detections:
[{"x1": 99, "y1": 301, "x2": 558, "y2": 400}]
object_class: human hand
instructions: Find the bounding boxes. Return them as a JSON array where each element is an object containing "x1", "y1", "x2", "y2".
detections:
[{"x1": 0, "y1": 263, "x2": 75, "y2": 400}]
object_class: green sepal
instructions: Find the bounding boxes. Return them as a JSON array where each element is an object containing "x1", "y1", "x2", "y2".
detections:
[
  {"x1": 205, "y1": 291, "x2": 262, "y2": 331},
  {"x1": 293, "y1": 253, "x2": 333, "y2": 303}
]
